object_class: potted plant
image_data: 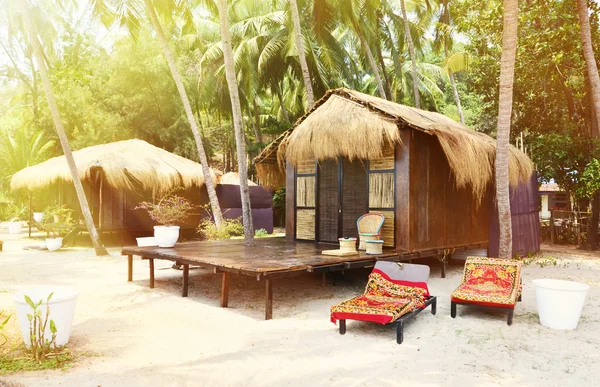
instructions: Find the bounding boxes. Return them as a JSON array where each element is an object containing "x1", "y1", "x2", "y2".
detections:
[
  {"x1": 135, "y1": 194, "x2": 193, "y2": 248},
  {"x1": 39, "y1": 205, "x2": 75, "y2": 251},
  {"x1": 7, "y1": 205, "x2": 26, "y2": 235},
  {"x1": 33, "y1": 211, "x2": 45, "y2": 223}
]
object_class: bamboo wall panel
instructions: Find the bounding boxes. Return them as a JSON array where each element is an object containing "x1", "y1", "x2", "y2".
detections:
[
  {"x1": 370, "y1": 210, "x2": 394, "y2": 247},
  {"x1": 297, "y1": 159, "x2": 316, "y2": 174},
  {"x1": 296, "y1": 176, "x2": 316, "y2": 207},
  {"x1": 342, "y1": 159, "x2": 368, "y2": 238},
  {"x1": 369, "y1": 172, "x2": 395, "y2": 208},
  {"x1": 369, "y1": 142, "x2": 395, "y2": 171},
  {"x1": 318, "y1": 159, "x2": 339, "y2": 242},
  {"x1": 296, "y1": 209, "x2": 315, "y2": 240}
]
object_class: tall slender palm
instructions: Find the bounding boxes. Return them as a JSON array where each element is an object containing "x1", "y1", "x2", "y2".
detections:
[
  {"x1": 93, "y1": 0, "x2": 224, "y2": 227},
  {"x1": 399, "y1": 0, "x2": 420, "y2": 108},
  {"x1": 216, "y1": 0, "x2": 254, "y2": 243},
  {"x1": 577, "y1": 0, "x2": 600, "y2": 137},
  {"x1": 18, "y1": 0, "x2": 108, "y2": 256},
  {"x1": 495, "y1": 0, "x2": 519, "y2": 258},
  {"x1": 289, "y1": 0, "x2": 315, "y2": 108}
]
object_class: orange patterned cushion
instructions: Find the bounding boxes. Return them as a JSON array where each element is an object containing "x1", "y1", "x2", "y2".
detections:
[
  {"x1": 330, "y1": 270, "x2": 429, "y2": 324},
  {"x1": 451, "y1": 257, "x2": 521, "y2": 308}
]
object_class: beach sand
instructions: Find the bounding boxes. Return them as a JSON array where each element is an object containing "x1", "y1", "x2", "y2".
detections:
[{"x1": 1, "y1": 227, "x2": 599, "y2": 387}]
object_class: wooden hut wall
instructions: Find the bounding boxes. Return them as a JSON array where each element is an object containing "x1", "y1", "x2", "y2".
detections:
[
  {"x1": 295, "y1": 159, "x2": 316, "y2": 240},
  {"x1": 408, "y1": 131, "x2": 489, "y2": 251}
]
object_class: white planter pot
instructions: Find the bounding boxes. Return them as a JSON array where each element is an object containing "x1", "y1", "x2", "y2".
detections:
[
  {"x1": 13, "y1": 286, "x2": 79, "y2": 347},
  {"x1": 533, "y1": 279, "x2": 590, "y2": 330},
  {"x1": 8, "y1": 221, "x2": 22, "y2": 235},
  {"x1": 136, "y1": 237, "x2": 158, "y2": 247},
  {"x1": 46, "y1": 237, "x2": 63, "y2": 251},
  {"x1": 33, "y1": 212, "x2": 45, "y2": 223},
  {"x1": 154, "y1": 226, "x2": 180, "y2": 248}
]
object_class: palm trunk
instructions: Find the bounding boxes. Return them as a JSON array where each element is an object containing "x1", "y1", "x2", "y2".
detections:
[
  {"x1": 400, "y1": 0, "x2": 420, "y2": 109},
  {"x1": 276, "y1": 84, "x2": 291, "y2": 122},
  {"x1": 356, "y1": 29, "x2": 387, "y2": 100},
  {"x1": 217, "y1": 0, "x2": 254, "y2": 244},
  {"x1": 289, "y1": 0, "x2": 315, "y2": 109},
  {"x1": 577, "y1": 0, "x2": 600, "y2": 137},
  {"x1": 19, "y1": 0, "x2": 108, "y2": 256},
  {"x1": 449, "y1": 71, "x2": 465, "y2": 124},
  {"x1": 375, "y1": 36, "x2": 393, "y2": 101},
  {"x1": 144, "y1": 0, "x2": 223, "y2": 227},
  {"x1": 495, "y1": 0, "x2": 519, "y2": 259}
]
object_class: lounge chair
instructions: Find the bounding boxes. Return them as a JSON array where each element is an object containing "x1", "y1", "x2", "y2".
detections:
[
  {"x1": 330, "y1": 261, "x2": 437, "y2": 344},
  {"x1": 450, "y1": 257, "x2": 522, "y2": 325},
  {"x1": 356, "y1": 213, "x2": 385, "y2": 250}
]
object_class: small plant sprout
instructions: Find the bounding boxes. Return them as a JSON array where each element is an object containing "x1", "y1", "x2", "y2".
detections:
[
  {"x1": 0, "y1": 310, "x2": 11, "y2": 347},
  {"x1": 24, "y1": 292, "x2": 61, "y2": 365}
]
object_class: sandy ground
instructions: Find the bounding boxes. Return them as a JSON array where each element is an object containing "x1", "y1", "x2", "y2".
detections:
[{"x1": 1, "y1": 226, "x2": 599, "y2": 387}]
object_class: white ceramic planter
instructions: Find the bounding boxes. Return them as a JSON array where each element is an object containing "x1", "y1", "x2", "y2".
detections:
[
  {"x1": 13, "y1": 286, "x2": 79, "y2": 347},
  {"x1": 46, "y1": 237, "x2": 63, "y2": 251},
  {"x1": 136, "y1": 237, "x2": 158, "y2": 247},
  {"x1": 533, "y1": 279, "x2": 590, "y2": 330},
  {"x1": 8, "y1": 221, "x2": 22, "y2": 235},
  {"x1": 33, "y1": 212, "x2": 45, "y2": 223},
  {"x1": 154, "y1": 226, "x2": 180, "y2": 248}
]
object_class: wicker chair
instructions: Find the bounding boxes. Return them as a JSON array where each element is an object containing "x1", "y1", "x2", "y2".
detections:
[
  {"x1": 331, "y1": 261, "x2": 437, "y2": 344},
  {"x1": 356, "y1": 213, "x2": 385, "y2": 250},
  {"x1": 451, "y1": 257, "x2": 522, "y2": 325}
]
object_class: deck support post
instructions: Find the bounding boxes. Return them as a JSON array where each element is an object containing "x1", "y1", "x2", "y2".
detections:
[
  {"x1": 441, "y1": 258, "x2": 447, "y2": 278},
  {"x1": 149, "y1": 258, "x2": 154, "y2": 288},
  {"x1": 321, "y1": 272, "x2": 327, "y2": 286},
  {"x1": 127, "y1": 254, "x2": 133, "y2": 282},
  {"x1": 265, "y1": 278, "x2": 273, "y2": 320},
  {"x1": 221, "y1": 271, "x2": 230, "y2": 307},
  {"x1": 182, "y1": 264, "x2": 189, "y2": 297}
]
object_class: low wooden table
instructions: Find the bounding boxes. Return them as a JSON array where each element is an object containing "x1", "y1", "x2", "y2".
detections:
[{"x1": 122, "y1": 238, "x2": 404, "y2": 320}]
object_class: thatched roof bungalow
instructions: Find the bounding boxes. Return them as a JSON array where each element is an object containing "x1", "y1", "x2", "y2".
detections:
[
  {"x1": 12, "y1": 139, "x2": 273, "y2": 238},
  {"x1": 255, "y1": 88, "x2": 536, "y2": 255}
]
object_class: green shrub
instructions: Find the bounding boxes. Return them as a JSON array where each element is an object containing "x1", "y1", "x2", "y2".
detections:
[
  {"x1": 254, "y1": 228, "x2": 269, "y2": 238},
  {"x1": 198, "y1": 218, "x2": 244, "y2": 240}
]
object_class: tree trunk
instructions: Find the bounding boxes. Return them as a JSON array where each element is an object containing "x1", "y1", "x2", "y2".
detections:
[
  {"x1": 356, "y1": 29, "x2": 387, "y2": 100},
  {"x1": 578, "y1": 0, "x2": 600, "y2": 137},
  {"x1": 449, "y1": 71, "x2": 465, "y2": 124},
  {"x1": 289, "y1": 0, "x2": 315, "y2": 109},
  {"x1": 375, "y1": 35, "x2": 393, "y2": 101},
  {"x1": 400, "y1": 0, "x2": 420, "y2": 109},
  {"x1": 144, "y1": 0, "x2": 223, "y2": 226},
  {"x1": 252, "y1": 98, "x2": 263, "y2": 144},
  {"x1": 495, "y1": 0, "x2": 519, "y2": 259},
  {"x1": 276, "y1": 84, "x2": 291, "y2": 122},
  {"x1": 588, "y1": 192, "x2": 599, "y2": 250},
  {"x1": 19, "y1": 0, "x2": 108, "y2": 256},
  {"x1": 217, "y1": 0, "x2": 254, "y2": 244}
]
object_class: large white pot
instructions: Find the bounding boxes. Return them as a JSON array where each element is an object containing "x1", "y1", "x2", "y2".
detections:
[
  {"x1": 154, "y1": 225, "x2": 180, "y2": 248},
  {"x1": 46, "y1": 237, "x2": 63, "y2": 252},
  {"x1": 533, "y1": 279, "x2": 590, "y2": 330},
  {"x1": 8, "y1": 221, "x2": 22, "y2": 235},
  {"x1": 33, "y1": 212, "x2": 45, "y2": 223},
  {"x1": 13, "y1": 286, "x2": 79, "y2": 347}
]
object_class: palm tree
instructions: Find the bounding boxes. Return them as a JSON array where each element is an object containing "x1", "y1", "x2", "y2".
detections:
[
  {"x1": 399, "y1": 0, "x2": 420, "y2": 108},
  {"x1": 577, "y1": 0, "x2": 600, "y2": 137},
  {"x1": 18, "y1": 0, "x2": 108, "y2": 256},
  {"x1": 216, "y1": 0, "x2": 254, "y2": 243},
  {"x1": 289, "y1": 0, "x2": 315, "y2": 108},
  {"x1": 93, "y1": 0, "x2": 225, "y2": 227},
  {"x1": 495, "y1": 0, "x2": 519, "y2": 259}
]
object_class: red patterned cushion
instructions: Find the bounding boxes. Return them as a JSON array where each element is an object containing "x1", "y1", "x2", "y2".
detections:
[
  {"x1": 451, "y1": 257, "x2": 522, "y2": 308},
  {"x1": 330, "y1": 269, "x2": 429, "y2": 325}
]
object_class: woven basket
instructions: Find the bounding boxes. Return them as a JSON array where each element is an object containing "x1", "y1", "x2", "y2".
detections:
[
  {"x1": 365, "y1": 240, "x2": 384, "y2": 255},
  {"x1": 359, "y1": 233, "x2": 380, "y2": 250},
  {"x1": 338, "y1": 237, "x2": 357, "y2": 252}
]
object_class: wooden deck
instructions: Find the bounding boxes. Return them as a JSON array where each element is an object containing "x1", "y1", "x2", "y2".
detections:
[{"x1": 121, "y1": 238, "x2": 404, "y2": 320}]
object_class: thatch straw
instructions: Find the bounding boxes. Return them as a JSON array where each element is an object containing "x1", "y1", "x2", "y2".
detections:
[
  {"x1": 10, "y1": 139, "x2": 218, "y2": 193},
  {"x1": 218, "y1": 172, "x2": 257, "y2": 186},
  {"x1": 256, "y1": 88, "x2": 533, "y2": 201}
]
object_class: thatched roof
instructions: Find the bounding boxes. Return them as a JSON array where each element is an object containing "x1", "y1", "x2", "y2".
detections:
[
  {"x1": 11, "y1": 139, "x2": 218, "y2": 193},
  {"x1": 255, "y1": 88, "x2": 533, "y2": 200}
]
